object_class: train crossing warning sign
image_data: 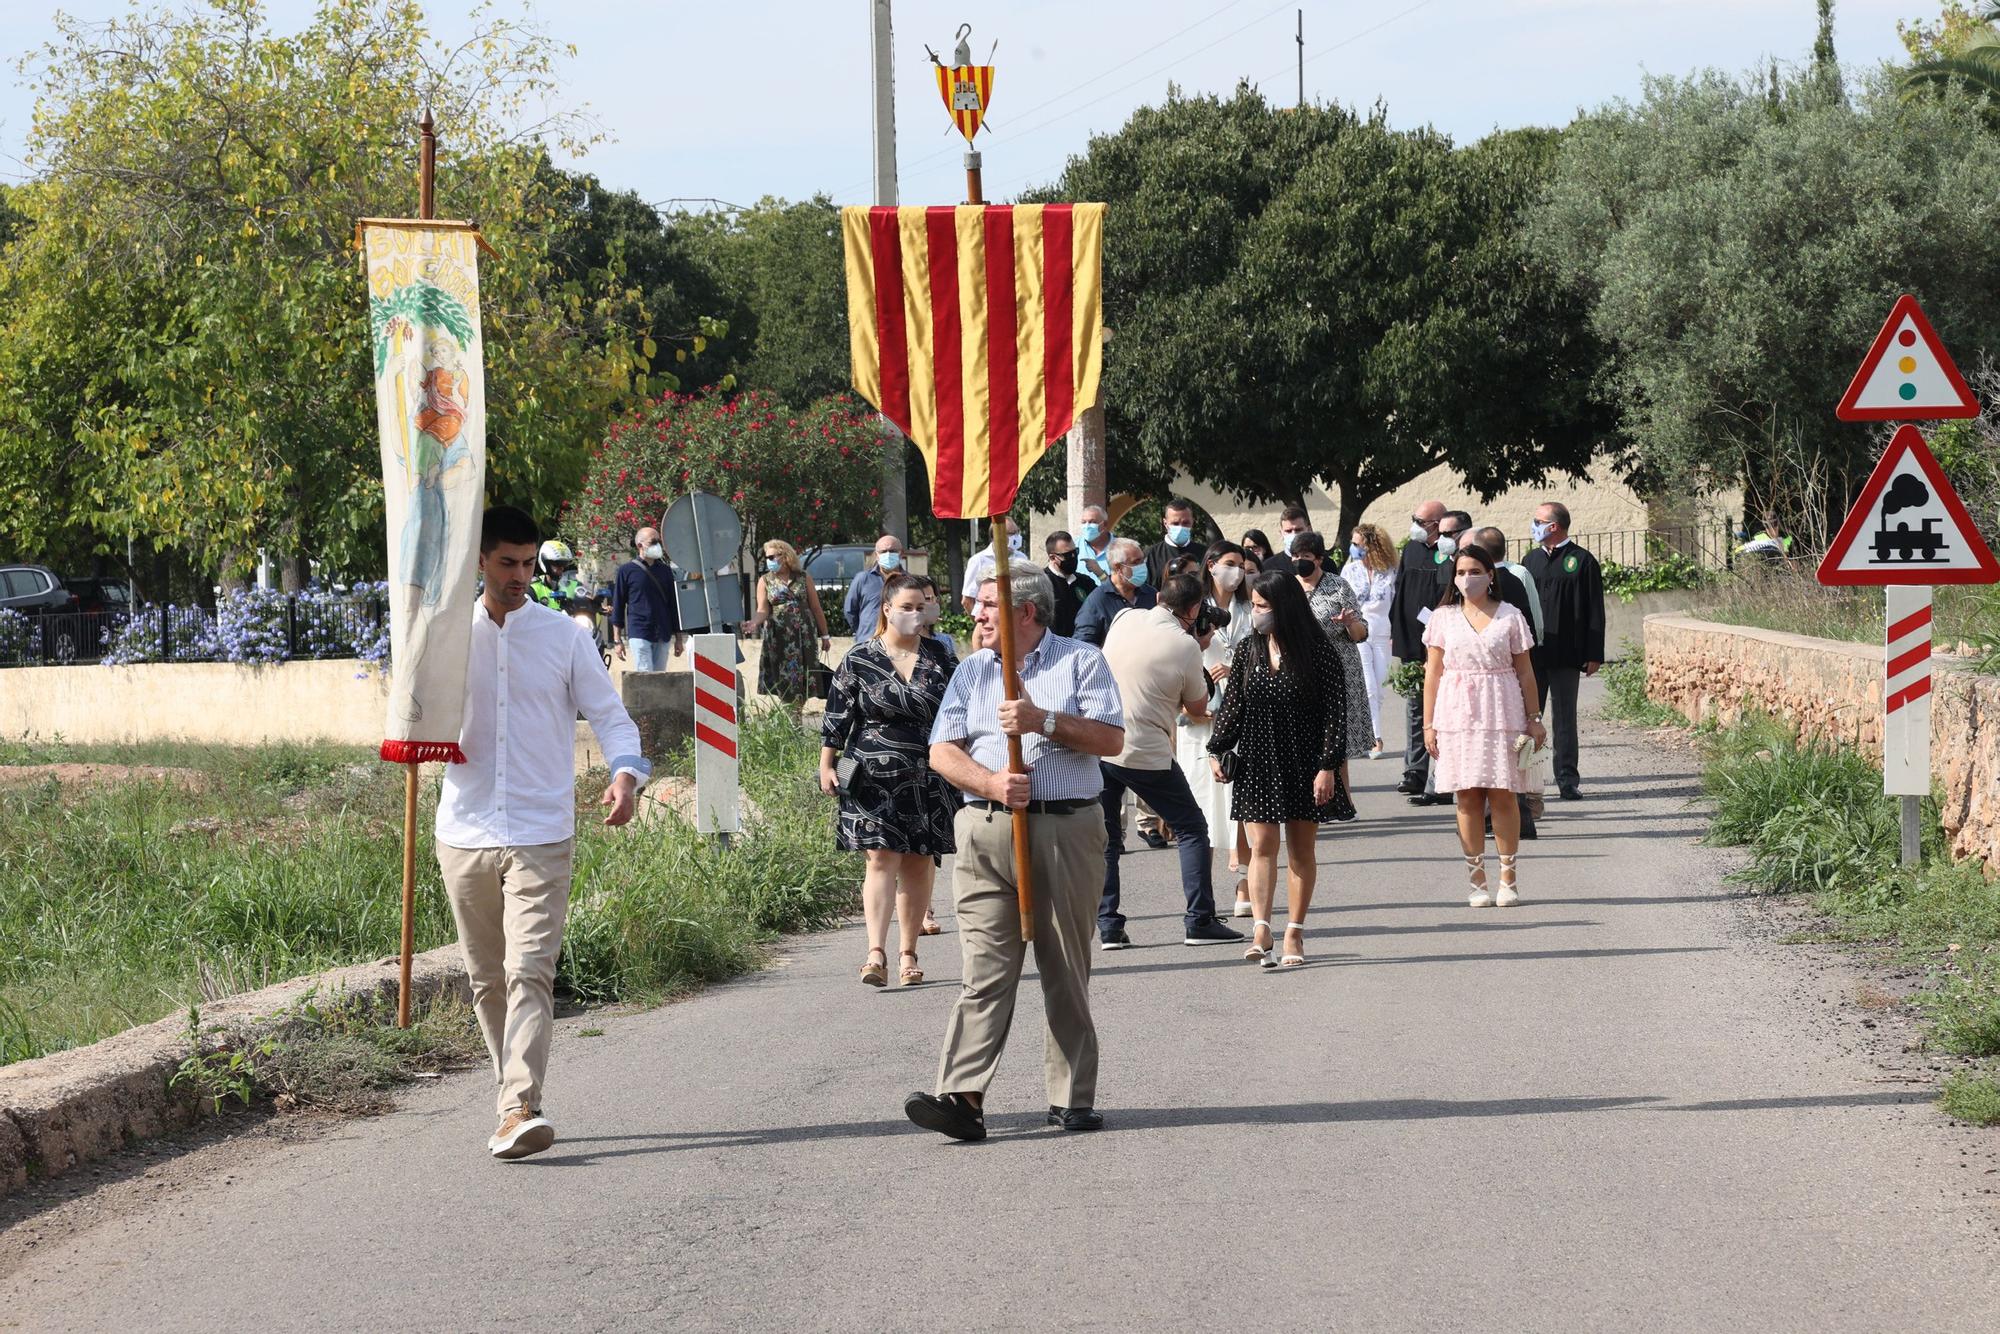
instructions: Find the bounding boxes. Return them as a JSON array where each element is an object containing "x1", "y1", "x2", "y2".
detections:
[
  {"x1": 1816, "y1": 425, "x2": 2000, "y2": 586},
  {"x1": 1835, "y1": 294, "x2": 1980, "y2": 422}
]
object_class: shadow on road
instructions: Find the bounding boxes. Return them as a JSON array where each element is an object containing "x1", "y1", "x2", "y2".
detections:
[{"x1": 523, "y1": 1089, "x2": 1926, "y2": 1164}]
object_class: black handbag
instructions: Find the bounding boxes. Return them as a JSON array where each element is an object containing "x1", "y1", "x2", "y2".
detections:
[
  {"x1": 809, "y1": 664, "x2": 834, "y2": 700},
  {"x1": 1217, "y1": 750, "x2": 1241, "y2": 783},
  {"x1": 834, "y1": 754, "x2": 860, "y2": 795}
]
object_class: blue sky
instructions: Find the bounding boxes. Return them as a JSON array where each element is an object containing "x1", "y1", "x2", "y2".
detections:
[{"x1": 0, "y1": 0, "x2": 1936, "y2": 205}]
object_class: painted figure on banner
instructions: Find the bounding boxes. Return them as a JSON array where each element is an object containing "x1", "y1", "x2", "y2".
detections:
[{"x1": 364, "y1": 222, "x2": 488, "y2": 758}]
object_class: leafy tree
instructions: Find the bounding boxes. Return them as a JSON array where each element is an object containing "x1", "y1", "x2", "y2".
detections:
[
  {"x1": 1526, "y1": 66, "x2": 2000, "y2": 524},
  {"x1": 1900, "y1": 2, "x2": 2000, "y2": 106},
  {"x1": 1030, "y1": 86, "x2": 1611, "y2": 538},
  {"x1": 0, "y1": 0, "x2": 652, "y2": 585}
]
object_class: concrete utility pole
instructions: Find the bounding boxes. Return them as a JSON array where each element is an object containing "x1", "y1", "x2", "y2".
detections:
[
  {"x1": 1066, "y1": 402, "x2": 1106, "y2": 534},
  {"x1": 870, "y1": 0, "x2": 910, "y2": 543}
]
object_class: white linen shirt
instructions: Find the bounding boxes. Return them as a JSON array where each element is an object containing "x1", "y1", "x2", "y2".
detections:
[{"x1": 436, "y1": 599, "x2": 651, "y2": 850}]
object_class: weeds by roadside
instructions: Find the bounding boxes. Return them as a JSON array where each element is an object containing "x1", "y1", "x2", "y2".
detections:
[
  {"x1": 172, "y1": 992, "x2": 485, "y2": 1117},
  {"x1": 2, "y1": 710, "x2": 858, "y2": 1064},
  {"x1": 1692, "y1": 709, "x2": 2000, "y2": 1125},
  {"x1": 1597, "y1": 644, "x2": 1687, "y2": 728}
]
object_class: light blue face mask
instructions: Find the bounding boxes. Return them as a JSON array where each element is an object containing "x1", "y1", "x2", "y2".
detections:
[
  {"x1": 1129, "y1": 562, "x2": 1150, "y2": 586},
  {"x1": 877, "y1": 551, "x2": 902, "y2": 571},
  {"x1": 1281, "y1": 530, "x2": 1301, "y2": 554},
  {"x1": 1079, "y1": 522, "x2": 1103, "y2": 543},
  {"x1": 1348, "y1": 543, "x2": 1365, "y2": 563},
  {"x1": 765, "y1": 557, "x2": 781, "y2": 572},
  {"x1": 1530, "y1": 520, "x2": 1554, "y2": 542},
  {"x1": 1166, "y1": 523, "x2": 1192, "y2": 547}
]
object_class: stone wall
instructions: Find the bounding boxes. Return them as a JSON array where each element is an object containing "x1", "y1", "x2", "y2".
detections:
[{"x1": 1644, "y1": 612, "x2": 1999, "y2": 868}]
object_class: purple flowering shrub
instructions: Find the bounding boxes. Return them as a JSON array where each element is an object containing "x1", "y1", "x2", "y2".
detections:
[
  {"x1": 0, "y1": 608, "x2": 31, "y2": 664},
  {"x1": 101, "y1": 586, "x2": 391, "y2": 673}
]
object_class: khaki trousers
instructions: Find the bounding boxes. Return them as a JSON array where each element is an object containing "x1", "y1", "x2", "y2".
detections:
[
  {"x1": 937, "y1": 805, "x2": 1107, "y2": 1108},
  {"x1": 435, "y1": 839, "x2": 575, "y2": 1119}
]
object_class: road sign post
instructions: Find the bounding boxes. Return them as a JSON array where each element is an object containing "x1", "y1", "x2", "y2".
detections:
[
  {"x1": 690, "y1": 632, "x2": 741, "y2": 841},
  {"x1": 1821, "y1": 295, "x2": 2000, "y2": 866},
  {"x1": 661, "y1": 490, "x2": 746, "y2": 633}
]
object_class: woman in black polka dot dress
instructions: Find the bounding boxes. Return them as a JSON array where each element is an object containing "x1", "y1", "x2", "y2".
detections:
[{"x1": 1207, "y1": 570, "x2": 1353, "y2": 969}]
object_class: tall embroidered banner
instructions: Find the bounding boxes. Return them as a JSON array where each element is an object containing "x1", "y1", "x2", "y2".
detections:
[
  {"x1": 841, "y1": 203, "x2": 1104, "y2": 519},
  {"x1": 361, "y1": 219, "x2": 487, "y2": 763}
]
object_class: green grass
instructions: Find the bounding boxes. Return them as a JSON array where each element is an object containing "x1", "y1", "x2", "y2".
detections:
[
  {"x1": 1691, "y1": 571, "x2": 2000, "y2": 671},
  {"x1": 1691, "y1": 710, "x2": 2000, "y2": 1123},
  {"x1": 0, "y1": 710, "x2": 858, "y2": 1064},
  {"x1": 1597, "y1": 642, "x2": 1687, "y2": 728},
  {"x1": 1939, "y1": 1067, "x2": 2000, "y2": 1126}
]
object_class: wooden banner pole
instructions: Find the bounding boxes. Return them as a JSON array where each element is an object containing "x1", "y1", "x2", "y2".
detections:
[
  {"x1": 962, "y1": 153, "x2": 1031, "y2": 938},
  {"x1": 396, "y1": 107, "x2": 439, "y2": 1030}
]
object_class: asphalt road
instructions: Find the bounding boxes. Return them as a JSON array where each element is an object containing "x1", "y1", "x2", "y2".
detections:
[{"x1": 6, "y1": 681, "x2": 2000, "y2": 1331}]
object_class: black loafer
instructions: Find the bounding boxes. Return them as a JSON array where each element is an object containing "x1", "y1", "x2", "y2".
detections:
[
  {"x1": 1558, "y1": 786, "x2": 1584, "y2": 801},
  {"x1": 1395, "y1": 778, "x2": 1424, "y2": 795},
  {"x1": 1046, "y1": 1105, "x2": 1104, "y2": 1132},
  {"x1": 904, "y1": 1091, "x2": 986, "y2": 1142},
  {"x1": 1408, "y1": 793, "x2": 1450, "y2": 807},
  {"x1": 1138, "y1": 829, "x2": 1171, "y2": 850}
]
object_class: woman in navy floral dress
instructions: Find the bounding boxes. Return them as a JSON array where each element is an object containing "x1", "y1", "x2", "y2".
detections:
[{"x1": 820, "y1": 574, "x2": 957, "y2": 987}]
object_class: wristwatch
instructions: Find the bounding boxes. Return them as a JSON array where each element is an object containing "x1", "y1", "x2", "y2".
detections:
[{"x1": 1041, "y1": 710, "x2": 1059, "y2": 738}]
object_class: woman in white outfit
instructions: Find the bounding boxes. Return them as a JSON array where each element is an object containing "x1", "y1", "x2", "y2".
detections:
[
  {"x1": 1178, "y1": 539, "x2": 1258, "y2": 916},
  {"x1": 1341, "y1": 522, "x2": 1398, "y2": 758}
]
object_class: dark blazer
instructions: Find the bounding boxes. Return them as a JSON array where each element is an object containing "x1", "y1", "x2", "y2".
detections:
[
  {"x1": 1523, "y1": 541, "x2": 1607, "y2": 669},
  {"x1": 1074, "y1": 580, "x2": 1156, "y2": 647},
  {"x1": 1494, "y1": 566, "x2": 1536, "y2": 638},
  {"x1": 1048, "y1": 568, "x2": 1095, "y2": 637},
  {"x1": 1390, "y1": 539, "x2": 1444, "y2": 661}
]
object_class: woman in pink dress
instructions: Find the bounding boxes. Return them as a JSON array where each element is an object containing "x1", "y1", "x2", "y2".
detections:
[{"x1": 1421, "y1": 546, "x2": 1547, "y2": 907}]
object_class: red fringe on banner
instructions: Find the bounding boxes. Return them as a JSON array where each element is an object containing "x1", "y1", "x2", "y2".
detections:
[{"x1": 379, "y1": 740, "x2": 467, "y2": 764}]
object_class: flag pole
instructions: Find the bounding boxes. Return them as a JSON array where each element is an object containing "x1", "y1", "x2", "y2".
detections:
[
  {"x1": 963, "y1": 157, "x2": 1035, "y2": 943},
  {"x1": 397, "y1": 106, "x2": 437, "y2": 1030}
]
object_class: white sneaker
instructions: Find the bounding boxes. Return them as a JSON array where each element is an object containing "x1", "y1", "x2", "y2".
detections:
[
  {"x1": 1367, "y1": 747, "x2": 1384, "y2": 760},
  {"x1": 1468, "y1": 887, "x2": 1494, "y2": 909},
  {"x1": 488, "y1": 1109, "x2": 555, "y2": 1160}
]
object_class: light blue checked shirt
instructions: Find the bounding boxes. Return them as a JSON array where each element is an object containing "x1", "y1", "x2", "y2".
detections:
[{"x1": 929, "y1": 630, "x2": 1125, "y2": 802}]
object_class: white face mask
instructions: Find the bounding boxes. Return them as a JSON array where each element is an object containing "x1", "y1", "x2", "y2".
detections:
[
  {"x1": 1251, "y1": 608, "x2": 1275, "y2": 635},
  {"x1": 1456, "y1": 573, "x2": 1491, "y2": 599},
  {"x1": 1409, "y1": 522, "x2": 1429, "y2": 544},
  {"x1": 643, "y1": 543, "x2": 663, "y2": 561},
  {"x1": 1530, "y1": 520, "x2": 1555, "y2": 543},
  {"x1": 1007, "y1": 533, "x2": 1023, "y2": 554},
  {"x1": 1213, "y1": 564, "x2": 1244, "y2": 592},
  {"x1": 1437, "y1": 535, "x2": 1459, "y2": 557},
  {"x1": 885, "y1": 607, "x2": 925, "y2": 636}
]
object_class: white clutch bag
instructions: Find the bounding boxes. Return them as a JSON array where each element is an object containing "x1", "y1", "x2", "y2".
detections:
[{"x1": 1515, "y1": 732, "x2": 1551, "y2": 785}]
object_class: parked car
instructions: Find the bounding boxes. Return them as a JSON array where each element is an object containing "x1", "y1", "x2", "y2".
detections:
[
  {"x1": 61, "y1": 576, "x2": 133, "y2": 615},
  {"x1": 803, "y1": 544, "x2": 877, "y2": 589},
  {"x1": 0, "y1": 563, "x2": 75, "y2": 615}
]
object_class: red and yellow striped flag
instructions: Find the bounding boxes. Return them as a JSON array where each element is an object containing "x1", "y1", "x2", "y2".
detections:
[{"x1": 842, "y1": 204, "x2": 1104, "y2": 520}]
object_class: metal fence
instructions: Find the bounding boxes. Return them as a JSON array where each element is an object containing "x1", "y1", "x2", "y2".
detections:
[
  {"x1": 1509, "y1": 524, "x2": 1739, "y2": 570},
  {"x1": 0, "y1": 593, "x2": 389, "y2": 669}
]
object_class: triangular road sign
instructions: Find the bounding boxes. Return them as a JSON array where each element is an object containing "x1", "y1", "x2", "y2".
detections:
[
  {"x1": 1819, "y1": 424, "x2": 2000, "y2": 585},
  {"x1": 1836, "y1": 294, "x2": 1980, "y2": 421}
]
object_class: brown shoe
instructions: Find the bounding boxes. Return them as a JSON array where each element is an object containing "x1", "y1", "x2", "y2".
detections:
[{"x1": 488, "y1": 1107, "x2": 555, "y2": 1160}]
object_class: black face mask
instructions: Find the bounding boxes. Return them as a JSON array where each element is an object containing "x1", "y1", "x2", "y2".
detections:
[
  {"x1": 1293, "y1": 557, "x2": 1318, "y2": 578},
  {"x1": 1050, "y1": 551, "x2": 1077, "y2": 575}
]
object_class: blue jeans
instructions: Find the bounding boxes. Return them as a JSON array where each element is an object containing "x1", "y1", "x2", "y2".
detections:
[
  {"x1": 628, "y1": 637, "x2": 666, "y2": 672},
  {"x1": 1098, "y1": 760, "x2": 1215, "y2": 934}
]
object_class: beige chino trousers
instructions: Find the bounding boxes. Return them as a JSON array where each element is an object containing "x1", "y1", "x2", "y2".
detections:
[
  {"x1": 435, "y1": 839, "x2": 575, "y2": 1119},
  {"x1": 937, "y1": 805, "x2": 1107, "y2": 1108}
]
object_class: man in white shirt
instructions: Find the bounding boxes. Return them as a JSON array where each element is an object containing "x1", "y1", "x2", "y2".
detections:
[
  {"x1": 959, "y1": 515, "x2": 1022, "y2": 611},
  {"x1": 1095, "y1": 575, "x2": 1243, "y2": 949},
  {"x1": 437, "y1": 506, "x2": 652, "y2": 1161}
]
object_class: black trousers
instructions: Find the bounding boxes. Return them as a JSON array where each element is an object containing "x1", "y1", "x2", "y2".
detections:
[
  {"x1": 1535, "y1": 664, "x2": 1583, "y2": 789},
  {"x1": 1402, "y1": 683, "x2": 1429, "y2": 787}
]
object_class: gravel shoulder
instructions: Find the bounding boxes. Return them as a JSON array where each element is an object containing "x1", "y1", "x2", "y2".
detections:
[{"x1": 4, "y1": 680, "x2": 1997, "y2": 1332}]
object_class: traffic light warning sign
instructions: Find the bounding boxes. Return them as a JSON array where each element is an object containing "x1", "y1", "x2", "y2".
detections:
[{"x1": 1835, "y1": 294, "x2": 1980, "y2": 422}]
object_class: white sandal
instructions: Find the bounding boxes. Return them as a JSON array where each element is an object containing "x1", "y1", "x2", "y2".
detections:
[
  {"x1": 1246, "y1": 919, "x2": 1273, "y2": 964},
  {"x1": 1495, "y1": 853, "x2": 1521, "y2": 908},
  {"x1": 1277, "y1": 922, "x2": 1308, "y2": 969},
  {"x1": 1466, "y1": 853, "x2": 1493, "y2": 909}
]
